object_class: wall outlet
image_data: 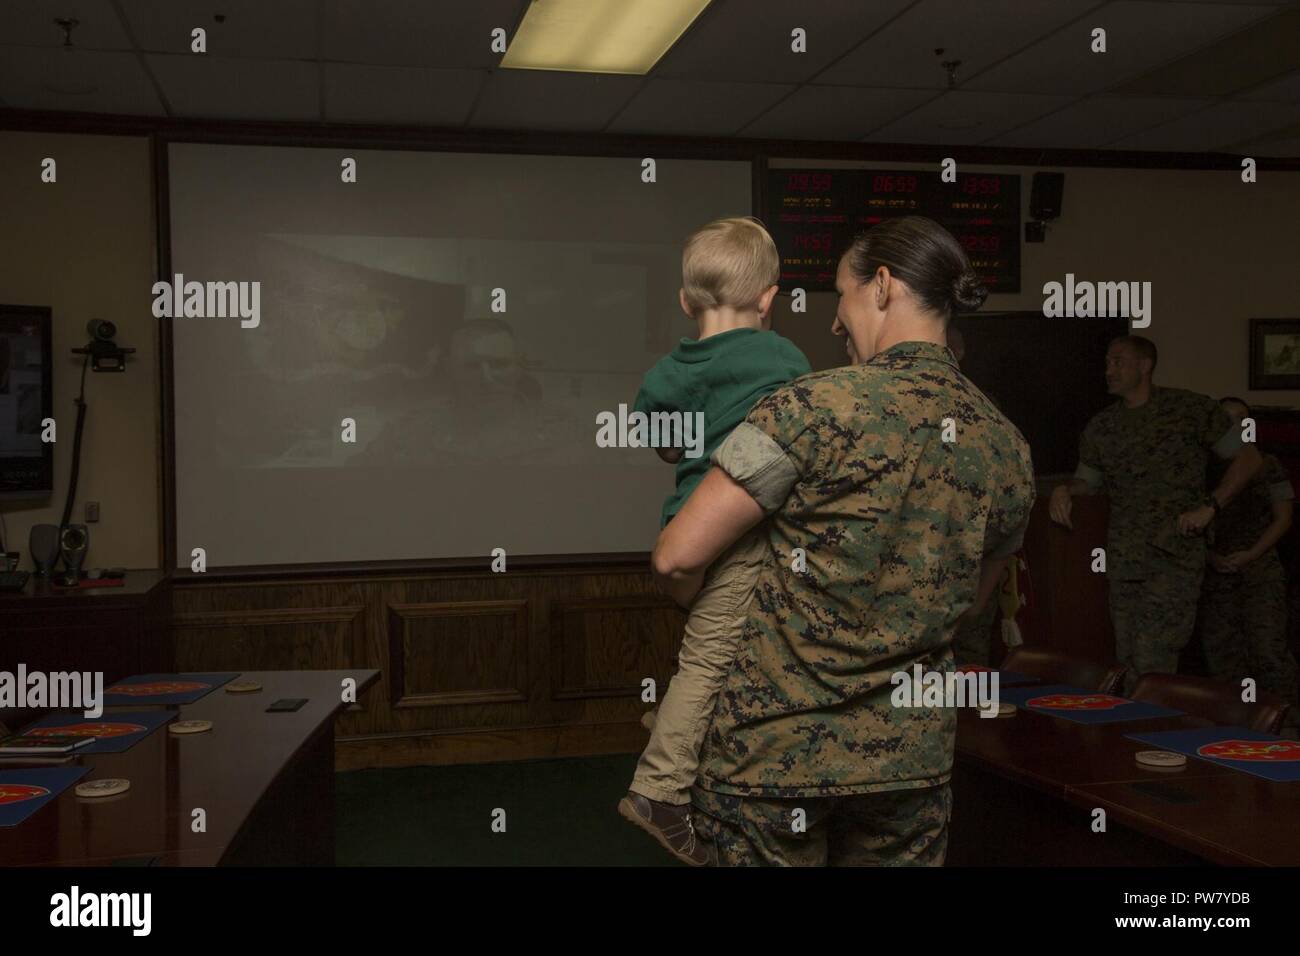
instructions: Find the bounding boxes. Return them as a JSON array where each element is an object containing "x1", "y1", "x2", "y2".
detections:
[{"x1": 85, "y1": 501, "x2": 100, "y2": 523}]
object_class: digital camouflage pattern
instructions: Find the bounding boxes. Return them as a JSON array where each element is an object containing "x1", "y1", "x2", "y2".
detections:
[
  {"x1": 692, "y1": 781, "x2": 952, "y2": 866},
  {"x1": 1076, "y1": 386, "x2": 1237, "y2": 579},
  {"x1": 1110, "y1": 574, "x2": 1202, "y2": 691},
  {"x1": 1209, "y1": 453, "x2": 1293, "y2": 555},
  {"x1": 693, "y1": 341, "x2": 1035, "y2": 799},
  {"x1": 1076, "y1": 387, "x2": 1242, "y2": 691},
  {"x1": 1201, "y1": 453, "x2": 1298, "y2": 705},
  {"x1": 952, "y1": 588, "x2": 1000, "y2": 666}
]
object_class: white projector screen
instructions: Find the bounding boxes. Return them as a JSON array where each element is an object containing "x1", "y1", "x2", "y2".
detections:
[{"x1": 168, "y1": 143, "x2": 751, "y2": 567}]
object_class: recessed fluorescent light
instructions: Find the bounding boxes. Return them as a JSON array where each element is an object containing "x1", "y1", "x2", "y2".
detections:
[{"x1": 501, "y1": 0, "x2": 713, "y2": 75}]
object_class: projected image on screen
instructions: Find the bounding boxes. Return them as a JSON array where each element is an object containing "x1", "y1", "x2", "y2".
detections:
[{"x1": 169, "y1": 145, "x2": 751, "y2": 566}]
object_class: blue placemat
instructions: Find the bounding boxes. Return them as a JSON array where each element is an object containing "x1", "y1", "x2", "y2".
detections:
[
  {"x1": 999, "y1": 684, "x2": 1182, "y2": 724},
  {"x1": 23, "y1": 712, "x2": 174, "y2": 753},
  {"x1": 1127, "y1": 726, "x2": 1300, "y2": 782},
  {"x1": 103, "y1": 673, "x2": 238, "y2": 706},
  {"x1": 0, "y1": 766, "x2": 89, "y2": 826}
]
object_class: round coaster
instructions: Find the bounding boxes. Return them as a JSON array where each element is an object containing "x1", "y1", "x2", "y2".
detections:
[
  {"x1": 996, "y1": 702, "x2": 1016, "y2": 717},
  {"x1": 76, "y1": 778, "x2": 130, "y2": 798},
  {"x1": 225, "y1": 680, "x2": 262, "y2": 694},
  {"x1": 1135, "y1": 750, "x2": 1186, "y2": 769},
  {"x1": 169, "y1": 719, "x2": 213, "y2": 735}
]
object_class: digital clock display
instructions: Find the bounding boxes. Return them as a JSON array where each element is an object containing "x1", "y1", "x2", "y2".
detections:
[{"x1": 768, "y1": 169, "x2": 1020, "y2": 294}]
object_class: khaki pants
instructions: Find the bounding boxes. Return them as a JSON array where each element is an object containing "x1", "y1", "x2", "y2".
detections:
[{"x1": 629, "y1": 527, "x2": 768, "y2": 805}]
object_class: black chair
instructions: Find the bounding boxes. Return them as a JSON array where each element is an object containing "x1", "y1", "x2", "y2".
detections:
[
  {"x1": 1001, "y1": 646, "x2": 1127, "y2": 694},
  {"x1": 1131, "y1": 673, "x2": 1290, "y2": 735}
]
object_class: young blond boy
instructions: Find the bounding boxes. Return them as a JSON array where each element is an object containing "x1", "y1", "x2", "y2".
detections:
[{"x1": 617, "y1": 218, "x2": 810, "y2": 864}]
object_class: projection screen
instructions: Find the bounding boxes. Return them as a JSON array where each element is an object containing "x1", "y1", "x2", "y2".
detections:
[{"x1": 168, "y1": 143, "x2": 752, "y2": 567}]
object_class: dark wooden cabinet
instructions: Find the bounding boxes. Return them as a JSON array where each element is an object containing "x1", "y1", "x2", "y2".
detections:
[{"x1": 0, "y1": 569, "x2": 172, "y2": 730}]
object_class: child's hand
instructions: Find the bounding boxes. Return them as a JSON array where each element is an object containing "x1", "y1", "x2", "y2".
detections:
[{"x1": 655, "y1": 446, "x2": 684, "y2": 464}]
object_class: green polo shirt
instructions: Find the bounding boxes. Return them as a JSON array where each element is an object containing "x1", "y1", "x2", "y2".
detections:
[{"x1": 633, "y1": 328, "x2": 810, "y2": 527}]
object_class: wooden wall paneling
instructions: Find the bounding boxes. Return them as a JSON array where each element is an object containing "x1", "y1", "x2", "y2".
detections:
[
  {"x1": 171, "y1": 566, "x2": 690, "y2": 769},
  {"x1": 386, "y1": 599, "x2": 529, "y2": 708},
  {"x1": 550, "y1": 595, "x2": 684, "y2": 704},
  {"x1": 172, "y1": 605, "x2": 363, "y2": 671}
]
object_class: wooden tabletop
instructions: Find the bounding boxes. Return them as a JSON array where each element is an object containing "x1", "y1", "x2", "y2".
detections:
[
  {"x1": 1063, "y1": 773, "x2": 1300, "y2": 867},
  {"x1": 0, "y1": 669, "x2": 378, "y2": 866},
  {"x1": 0, "y1": 568, "x2": 169, "y2": 607},
  {"x1": 956, "y1": 705, "x2": 1233, "y2": 794},
  {"x1": 956, "y1": 699, "x2": 1300, "y2": 865}
]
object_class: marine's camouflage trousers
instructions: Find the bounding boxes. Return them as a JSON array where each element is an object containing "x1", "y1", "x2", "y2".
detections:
[
  {"x1": 690, "y1": 783, "x2": 951, "y2": 867},
  {"x1": 1200, "y1": 551, "x2": 1298, "y2": 706},
  {"x1": 1110, "y1": 565, "x2": 1203, "y2": 694}
]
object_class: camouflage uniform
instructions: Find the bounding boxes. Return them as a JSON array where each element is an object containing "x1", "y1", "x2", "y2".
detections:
[
  {"x1": 1075, "y1": 387, "x2": 1242, "y2": 693},
  {"x1": 952, "y1": 578, "x2": 1001, "y2": 666},
  {"x1": 1200, "y1": 453, "x2": 1298, "y2": 705},
  {"x1": 690, "y1": 341, "x2": 1036, "y2": 866}
]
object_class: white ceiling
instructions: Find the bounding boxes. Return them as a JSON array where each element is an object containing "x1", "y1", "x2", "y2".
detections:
[{"x1": 0, "y1": 0, "x2": 1297, "y2": 156}]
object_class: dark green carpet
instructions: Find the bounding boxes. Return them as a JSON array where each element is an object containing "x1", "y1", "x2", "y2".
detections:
[{"x1": 336, "y1": 753, "x2": 682, "y2": 866}]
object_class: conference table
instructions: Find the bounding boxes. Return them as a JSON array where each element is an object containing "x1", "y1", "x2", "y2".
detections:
[
  {"x1": 950, "y1": 690, "x2": 1300, "y2": 866},
  {"x1": 0, "y1": 669, "x2": 378, "y2": 866}
]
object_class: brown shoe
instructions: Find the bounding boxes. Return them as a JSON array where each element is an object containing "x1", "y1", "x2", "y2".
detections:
[{"x1": 618, "y1": 792, "x2": 713, "y2": 866}]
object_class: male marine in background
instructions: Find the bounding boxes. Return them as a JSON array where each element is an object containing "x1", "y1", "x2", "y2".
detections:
[{"x1": 1049, "y1": 335, "x2": 1262, "y2": 691}]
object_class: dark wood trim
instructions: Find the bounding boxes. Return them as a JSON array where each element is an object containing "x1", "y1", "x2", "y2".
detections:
[
  {"x1": 4, "y1": 108, "x2": 1296, "y2": 170},
  {"x1": 335, "y1": 719, "x2": 648, "y2": 771},
  {"x1": 171, "y1": 605, "x2": 365, "y2": 628},
  {"x1": 170, "y1": 551, "x2": 653, "y2": 584},
  {"x1": 151, "y1": 132, "x2": 177, "y2": 575}
]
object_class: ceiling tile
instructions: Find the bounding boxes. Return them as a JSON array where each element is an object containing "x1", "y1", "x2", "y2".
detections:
[
  {"x1": 867, "y1": 90, "x2": 1073, "y2": 144},
  {"x1": 1107, "y1": 97, "x2": 1299, "y2": 149},
  {"x1": 147, "y1": 54, "x2": 319, "y2": 120},
  {"x1": 321, "y1": 0, "x2": 528, "y2": 68},
  {"x1": 653, "y1": 0, "x2": 914, "y2": 84},
  {"x1": 1241, "y1": 69, "x2": 1300, "y2": 101},
  {"x1": 816, "y1": 0, "x2": 1099, "y2": 88},
  {"x1": 0, "y1": 47, "x2": 164, "y2": 114},
  {"x1": 987, "y1": 95, "x2": 1214, "y2": 147},
  {"x1": 119, "y1": 0, "x2": 319, "y2": 58},
  {"x1": 739, "y1": 85, "x2": 936, "y2": 140},
  {"x1": 967, "y1": 1, "x2": 1279, "y2": 96},
  {"x1": 607, "y1": 79, "x2": 794, "y2": 136},
  {"x1": 469, "y1": 69, "x2": 643, "y2": 131},
  {"x1": 0, "y1": 0, "x2": 133, "y2": 50},
  {"x1": 323, "y1": 64, "x2": 484, "y2": 126}
]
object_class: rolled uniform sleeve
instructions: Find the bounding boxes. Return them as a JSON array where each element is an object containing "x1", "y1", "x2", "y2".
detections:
[
  {"x1": 711, "y1": 422, "x2": 799, "y2": 514},
  {"x1": 1075, "y1": 421, "x2": 1104, "y2": 491},
  {"x1": 711, "y1": 388, "x2": 823, "y2": 514}
]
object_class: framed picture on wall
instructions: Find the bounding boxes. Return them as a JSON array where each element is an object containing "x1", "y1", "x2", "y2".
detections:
[{"x1": 1250, "y1": 319, "x2": 1300, "y2": 390}]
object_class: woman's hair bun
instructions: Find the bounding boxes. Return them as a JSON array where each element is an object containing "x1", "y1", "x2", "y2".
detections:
[{"x1": 951, "y1": 270, "x2": 988, "y2": 313}]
